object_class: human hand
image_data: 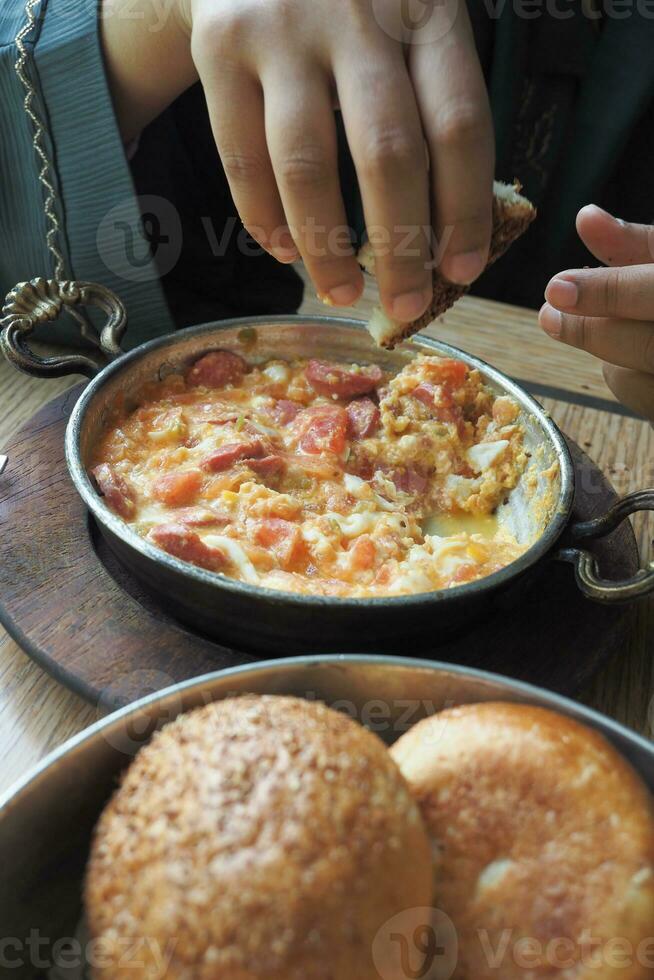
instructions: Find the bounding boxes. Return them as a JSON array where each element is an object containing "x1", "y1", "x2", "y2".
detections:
[
  {"x1": 540, "y1": 205, "x2": 654, "y2": 421},
  {"x1": 180, "y1": 0, "x2": 495, "y2": 321}
]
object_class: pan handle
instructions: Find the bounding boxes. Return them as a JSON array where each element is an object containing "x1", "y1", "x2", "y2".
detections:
[
  {"x1": 556, "y1": 489, "x2": 654, "y2": 602},
  {"x1": 0, "y1": 278, "x2": 127, "y2": 379}
]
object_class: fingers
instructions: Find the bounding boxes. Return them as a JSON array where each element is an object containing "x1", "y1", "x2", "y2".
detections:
[
  {"x1": 409, "y1": 0, "x2": 494, "y2": 286},
  {"x1": 198, "y1": 62, "x2": 298, "y2": 263},
  {"x1": 192, "y1": 0, "x2": 493, "y2": 313},
  {"x1": 540, "y1": 299, "x2": 654, "y2": 421},
  {"x1": 539, "y1": 304, "x2": 654, "y2": 374},
  {"x1": 544, "y1": 264, "x2": 654, "y2": 322},
  {"x1": 603, "y1": 363, "x2": 654, "y2": 422},
  {"x1": 335, "y1": 45, "x2": 432, "y2": 321},
  {"x1": 263, "y1": 61, "x2": 363, "y2": 304},
  {"x1": 543, "y1": 210, "x2": 654, "y2": 423},
  {"x1": 576, "y1": 205, "x2": 654, "y2": 268}
]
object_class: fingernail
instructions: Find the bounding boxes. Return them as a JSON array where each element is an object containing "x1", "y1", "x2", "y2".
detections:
[
  {"x1": 442, "y1": 250, "x2": 486, "y2": 285},
  {"x1": 586, "y1": 203, "x2": 619, "y2": 223},
  {"x1": 391, "y1": 289, "x2": 431, "y2": 322},
  {"x1": 272, "y1": 249, "x2": 300, "y2": 264},
  {"x1": 323, "y1": 283, "x2": 360, "y2": 307},
  {"x1": 539, "y1": 303, "x2": 562, "y2": 338},
  {"x1": 545, "y1": 277, "x2": 578, "y2": 309},
  {"x1": 245, "y1": 226, "x2": 269, "y2": 249}
]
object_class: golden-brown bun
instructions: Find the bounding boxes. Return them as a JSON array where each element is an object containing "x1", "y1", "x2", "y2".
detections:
[
  {"x1": 86, "y1": 695, "x2": 433, "y2": 979},
  {"x1": 359, "y1": 180, "x2": 536, "y2": 348},
  {"x1": 390, "y1": 702, "x2": 654, "y2": 980}
]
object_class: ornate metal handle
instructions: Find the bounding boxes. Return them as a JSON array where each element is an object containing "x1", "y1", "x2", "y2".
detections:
[
  {"x1": 0, "y1": 278, "x2": 127, "y2": 379},
  {"x1": 556, "y1": 489, "x2": 654, "y2": 602}
]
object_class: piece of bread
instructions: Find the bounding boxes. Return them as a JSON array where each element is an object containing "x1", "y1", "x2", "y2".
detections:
[
  {"x1": 85, "y1": 695, "x2": 433, "y2": 979},
  {"x1": 390, "y1": 702, "x2": 654, "y2": 980},
  {"x1": 359, "y1": 180, "x2": 536, "y2": 348}
]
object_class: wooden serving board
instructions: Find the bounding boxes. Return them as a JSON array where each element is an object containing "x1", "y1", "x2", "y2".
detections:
[{"x1": 0, "y1": 386, "x2": 638, "y2": 708}]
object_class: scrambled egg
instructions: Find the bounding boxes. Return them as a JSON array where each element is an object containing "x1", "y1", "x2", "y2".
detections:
[{"x1": 89, "y1": 351, "x2": 528, "y2": 597}]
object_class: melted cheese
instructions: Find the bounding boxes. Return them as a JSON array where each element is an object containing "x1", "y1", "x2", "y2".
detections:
[
  {"x1": 202, "y1": 536, "x2": 260, "y2": 584},
  {"x1": 344, "y1": 473, "x2": 398, "y2": 512}
]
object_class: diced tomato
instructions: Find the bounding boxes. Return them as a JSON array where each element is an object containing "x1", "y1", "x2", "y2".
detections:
[
  {"x1": 148, "y1": 523, "x2": 225, "y2": 571},
  {"x1": 152, "y1": 469, "x2": 203, "y2": 506},
  {"x1": 295, "y1": 405, "x2": 348, "y2": 456},
  {"x1": 346, "y1": 398, "x2": 380, "y2": 439},
  {"x1": 390, "y1": 466, "x2": 429, "y2": 496},
  {"x1": 91, "y1": 464, "x2": 135, "y2": 519},
  {"x1": 185, "y1": 351, "x2": 248, "y2": 389},
  {"x1": 247, "y1": 455, "x2": 286, "y2": 477},
  {"x1": 374, "y1": 563, "x2": 393, "y2": 586},
  {"x1": 252, "y1": 519, "x2": 305, "y2": 570},
  {"x1": 349, "y1": 535, "x2": 377, "y2": 571},
  {"x1": 305, "y1": 360, "x2": 383, "y2": 398},
  {"x1": 273, "y1": 399, "x2": 302, "y2": 424},
  {"x1": 424, "y1": 357, "x2": 468, "y2": 386},
  {"x1": 201, "y1": 440, "x2": 266, "y2": 473}
]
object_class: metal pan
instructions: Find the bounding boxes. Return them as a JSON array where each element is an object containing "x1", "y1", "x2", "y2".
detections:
[
  {"x1": 0, "y1": 655, "x2": 653, "y2": 979},
  {"x1": 2, "y1": 277, "x2": 654, "y2": 654}
]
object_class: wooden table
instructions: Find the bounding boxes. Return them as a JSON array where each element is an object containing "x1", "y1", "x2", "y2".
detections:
[{"x1": 1, "y1": 277, "x2": 653, "y2": 797}]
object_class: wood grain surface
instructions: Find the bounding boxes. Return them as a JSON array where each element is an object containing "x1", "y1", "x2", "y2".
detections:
[{"x1": 1, "y1": 285, "x2": 653, "y2": 799}]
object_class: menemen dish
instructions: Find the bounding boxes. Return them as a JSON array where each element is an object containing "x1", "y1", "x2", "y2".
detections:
[{"x1": 90, "y1": 350, "x2": 528, "y2": 597}]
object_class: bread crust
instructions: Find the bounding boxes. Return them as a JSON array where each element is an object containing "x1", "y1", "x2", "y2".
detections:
[
  {"x1": 391, "y1": 702, "x2": 654, "y2": 980},
  {"x1": 359, "y1": 181, "x2": 537, "y2": 349},
  {"x1": 85, "y1": 695, "x2": 433, "y2": 979}
]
